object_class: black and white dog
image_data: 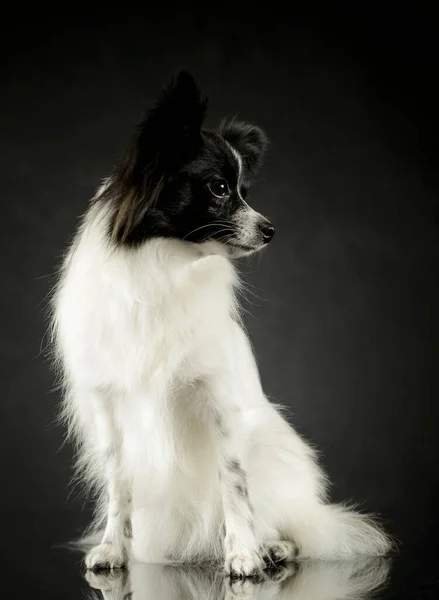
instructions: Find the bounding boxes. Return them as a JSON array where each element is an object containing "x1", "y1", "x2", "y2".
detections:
[{"x1": 51, "y1": 72, "x2": 390, "y2": 576}]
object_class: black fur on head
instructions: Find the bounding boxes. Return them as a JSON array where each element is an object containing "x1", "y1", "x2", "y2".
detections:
[{"x1": 99, "y1": 71, "x2": 274, "y2": 256}]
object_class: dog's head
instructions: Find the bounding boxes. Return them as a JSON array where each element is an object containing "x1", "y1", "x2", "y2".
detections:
[{"x1": 104, "y1": 71, "x2": 274, "y2": 257}]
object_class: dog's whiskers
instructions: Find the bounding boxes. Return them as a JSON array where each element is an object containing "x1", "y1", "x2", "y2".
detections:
[
  {"x1": 200, "y1": 228, "x2": 234, "y2": 243},
  {"x1": 182, "y1": 221, "x2": 232, "y2": 241}
]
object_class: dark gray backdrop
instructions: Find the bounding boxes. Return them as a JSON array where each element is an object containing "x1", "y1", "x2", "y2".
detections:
[{"x1": 1, "y1": 6, "x2": 438, "y2": 597}]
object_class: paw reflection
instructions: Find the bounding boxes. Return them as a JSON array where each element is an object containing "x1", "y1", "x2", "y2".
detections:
[
  {"x1": 86, "y1": 568, "x2": 131, "y2": 600},
  {"x1": 84, "y1": 557, "x2": 390, "y2": 600}
]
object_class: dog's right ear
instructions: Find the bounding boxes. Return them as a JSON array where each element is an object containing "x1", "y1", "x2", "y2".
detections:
[
  {"x1": 120, "y1": 71, "x2": 207, "y2": 184},
  {"x1": 218, "y1": 116, "x2": 268, "y2": 180}
]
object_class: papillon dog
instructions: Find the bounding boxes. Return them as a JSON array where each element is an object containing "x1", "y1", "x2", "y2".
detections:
[{"x1": 51, "y1": 71, "x2": 390, "y2": 577}]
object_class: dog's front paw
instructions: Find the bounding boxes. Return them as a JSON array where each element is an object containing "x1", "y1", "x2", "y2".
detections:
[
  {"x1": 225, "y1": 550, "x2": 265, "y2": 578},
  {"x1": 85, "y1": 543, "x2": 127, "y2": 571}
]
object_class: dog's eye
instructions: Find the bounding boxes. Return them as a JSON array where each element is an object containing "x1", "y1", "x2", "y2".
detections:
[{"x1": 208, "y1": 179, "x2": 229, "y2": 199}]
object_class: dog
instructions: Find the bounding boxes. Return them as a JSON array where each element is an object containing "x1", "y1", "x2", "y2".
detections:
[{"x1": 51, "y1": 71, "x2": 390, "y2": 577}]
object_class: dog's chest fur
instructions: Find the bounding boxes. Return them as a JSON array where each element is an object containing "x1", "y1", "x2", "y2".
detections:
[{"x1": 55, "y1": 208, "x2": 239, "y2": 395}]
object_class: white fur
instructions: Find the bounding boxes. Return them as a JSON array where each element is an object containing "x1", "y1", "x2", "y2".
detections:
[{"x1": 51, "y1": 197, "x2": 390, "y2": 571}]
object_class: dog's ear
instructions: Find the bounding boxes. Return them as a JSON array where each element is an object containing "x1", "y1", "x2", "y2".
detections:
[
  {"x1": 121, "y1": 71, "x2": 207, "y2": 183},
  {"x1": 110, "y1": 72, "x2": 207, "y2": 243},
  {"x1": 218, "y1": 116, "x2": 268, "y2": 178}
]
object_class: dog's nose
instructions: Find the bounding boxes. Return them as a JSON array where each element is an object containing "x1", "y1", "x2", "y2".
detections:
[{"x1": 259, "y1": 219, "x2": 275, "y2": 243}]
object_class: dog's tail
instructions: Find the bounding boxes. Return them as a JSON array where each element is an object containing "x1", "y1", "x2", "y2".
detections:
[{"x1": 283, "y1": 502, "x2": 393, "y2": 559}]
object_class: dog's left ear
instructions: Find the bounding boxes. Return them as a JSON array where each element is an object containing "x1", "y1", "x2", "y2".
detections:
[
  {"x1": 218, "y1": 117, "x2": 268, "y2": 178},
  {"x1": 110, "y1": 72, "x2": 207, "y2": 243},
  {"x1": 146, "y1": 70, "x2": 207, "y2": 167},
  {"x1": 120, "y1": 71, "x2": 207, "y2": 184}
]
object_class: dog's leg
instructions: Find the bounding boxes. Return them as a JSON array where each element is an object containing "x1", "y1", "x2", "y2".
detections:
[
  {"x1": 84, "y1": 388, "x2": 132, "y2": 571},
  {"x1": 206, "y1": 377, "x2": 264, "y2": 577},
  {"x1": 221, "y1": 453, "x2": 264, "y2": 577}
]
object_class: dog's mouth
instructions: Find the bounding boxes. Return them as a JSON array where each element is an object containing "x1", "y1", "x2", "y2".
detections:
[
  {"x1": 206, "y1": 215, "x2": 275, "y2": 256},
  {"x1": 226, "y1": 241, "x2": 258, "y2": 251},
  {"x1": 223, "y1": 240, "x2": 263, "y2": 256}
]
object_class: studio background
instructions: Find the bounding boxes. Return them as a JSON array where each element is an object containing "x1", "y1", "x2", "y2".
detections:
[{"x1": 1, "y1": 6, "x2": 438, "y2": 597}]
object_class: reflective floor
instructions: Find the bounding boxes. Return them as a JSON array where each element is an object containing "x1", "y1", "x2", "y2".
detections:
[
  {"x1": 85, "y1": 559, "x2": 391, "y2": 600},
  {"x1": 2, "y1": 512, "x2": 437, "y2": 599}
]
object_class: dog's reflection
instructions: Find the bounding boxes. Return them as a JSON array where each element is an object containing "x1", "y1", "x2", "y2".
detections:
[{"x1": 86, "y1": 557, "x2": 390, "y2": 600}]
